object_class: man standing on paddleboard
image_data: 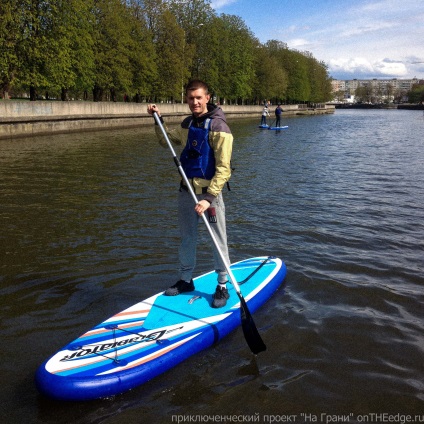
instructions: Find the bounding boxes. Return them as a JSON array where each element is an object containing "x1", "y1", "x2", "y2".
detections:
[
  {"x1": 275, "y1": 104, "x2": 283, "y2": 127},
  {"x1": 147, "y1": 80, "x2": 233, "y2": 308}
]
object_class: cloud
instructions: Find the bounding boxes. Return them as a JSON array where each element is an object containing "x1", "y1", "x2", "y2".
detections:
[
  {"x1": 328, "y1": 57, "x2": 408, "y2": 80},
  {"x1": 287, "y1": 38, "x2": 310, "y2": 49},
  {"x1": 339, "y1": 21, "x2": 394, "y2": 38},
  {"x1": 210, "y1": 0, "x2": 238, "y2": 9},
  {"x1": 329, "y1": 58, "x2": 373, "y2": 75},
  {"x1": 373, "y1": 59, "x2": 408, "y2": 76}
]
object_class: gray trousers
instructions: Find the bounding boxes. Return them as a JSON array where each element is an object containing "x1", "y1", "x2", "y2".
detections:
[{"x1": 178, "y1": 189, "x2": 230, "y2": 284}]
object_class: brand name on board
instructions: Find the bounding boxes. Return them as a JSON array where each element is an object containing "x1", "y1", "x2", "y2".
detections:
[{"x1": 60, "y1": 327, "x2": 182, "y2": 362}]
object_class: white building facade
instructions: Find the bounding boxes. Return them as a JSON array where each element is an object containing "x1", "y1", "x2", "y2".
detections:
[{"x1": 331, "y1": 78, "x2": 422, "y2": 103}]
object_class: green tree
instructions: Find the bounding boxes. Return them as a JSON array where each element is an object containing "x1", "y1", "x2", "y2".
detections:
[
  {"x1": 334, "y1": 90, "x2": 345, "y2": 103},
  {"x1": 408, "y1": 84, "x2": 424, "y2": 103},
  {"x1": 0, "y1": 0, "x2": 21, "y2": 98},
  {"x1": 167, "y1": 0, "x2": 214, "y2": 39},
  {"x1": 385, "y1": 83, "x2": 394, "y2": 103},
  {"x1": 355, "y1": 84, "x2": 373, "y2": 103},
  {"x1": 92, "y1": 0, "x2": 135, "y2": 101},
  {"x1": 307, "y1": 58, "x2": 333, "y2": 103},
  {"x1": 45, "y1": 0, "x2": 95, "y2": 100},
  {"x1": 15, "y1": 0, "x2": 54, "y2": 100},
  {"x1": 213, "y1": 14, "x2": 256, "y2": 103},
  {"x1": 167, "y1": 0, "x2": 215, "y2": 79},
  {"x1": 252, "y1": 45, "x2": 288, "y2": 103},
  {"x1": 137, "y1": 0, "x2": 165, "y2": 35},
  {"x1": 154, "y1": 9, "x2": 193, "y2": 102},
  {"x1": 126, "y1": 2, "x2": 158, "y2": 101},
  {"x1": 284, "y1": 50, "x2": 310, "y2": 103}
]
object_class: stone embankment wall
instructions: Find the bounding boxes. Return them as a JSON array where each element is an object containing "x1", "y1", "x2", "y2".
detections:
[{"x1": 0, "y1": 101, "x2": 335, "y2": 139}]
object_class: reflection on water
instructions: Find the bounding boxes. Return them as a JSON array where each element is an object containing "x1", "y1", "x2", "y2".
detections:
[{"x1": 1, "y1": 110, "x2": 423, "y2": 423}]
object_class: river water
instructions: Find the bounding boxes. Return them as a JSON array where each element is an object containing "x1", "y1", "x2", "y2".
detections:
[{"x1": 1, "y1": 109, "x2": 423, "y2": 423}]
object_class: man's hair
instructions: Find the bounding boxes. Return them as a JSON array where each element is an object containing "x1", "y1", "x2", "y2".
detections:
[{"x1": 185, "y1": 79, "x2": 209, "y2": 95}]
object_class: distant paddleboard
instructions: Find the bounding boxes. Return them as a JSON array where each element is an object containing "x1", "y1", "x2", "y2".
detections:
[
  {"x1": 268, "y1": 126, "x2": 288, "y2": 130},
  {"x1": 35, "y1": 256, "x2": 287, "y2": 401},
  {"x1": 259, "y1": 124, "x2": 269, "y2": 128}
]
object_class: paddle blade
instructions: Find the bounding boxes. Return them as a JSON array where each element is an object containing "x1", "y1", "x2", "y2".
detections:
[{"x1": 239, "y1": 297, "x2": 266, "y2": 354}]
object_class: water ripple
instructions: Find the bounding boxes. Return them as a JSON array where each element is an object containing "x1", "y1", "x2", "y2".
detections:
[{"x1": 1, "y1": 112, "x2": 423, "y2": 422}]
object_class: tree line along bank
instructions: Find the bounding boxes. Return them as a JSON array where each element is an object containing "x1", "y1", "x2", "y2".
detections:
[{"x1": 1, "y1": 0, "x2": 333, "y2": 106}]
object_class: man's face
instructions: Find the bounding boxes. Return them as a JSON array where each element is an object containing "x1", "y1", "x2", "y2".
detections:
[{"x1": 186, "y1": 88, "x2": 210, "y2": 117}]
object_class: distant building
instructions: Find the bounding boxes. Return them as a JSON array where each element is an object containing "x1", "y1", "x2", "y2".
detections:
[{"x1": 331, "y1": 78, "x2": 423, "y2": 103}]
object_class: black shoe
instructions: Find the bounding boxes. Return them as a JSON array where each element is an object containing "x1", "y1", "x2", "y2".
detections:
[
  {"x1": 164, "y1": 279, "x2": 195, "y2": 296},
  {"x1": 212, "y1": 285, "x2": 230, "y2": 308}
]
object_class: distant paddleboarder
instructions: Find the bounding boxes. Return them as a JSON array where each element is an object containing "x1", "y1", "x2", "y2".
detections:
[
  {"x1": 275, "y1": 104, "x2": 283, "y2": 127},
  {"x1": 261, "y1": 104, "x2": 270, "y2": 126}
]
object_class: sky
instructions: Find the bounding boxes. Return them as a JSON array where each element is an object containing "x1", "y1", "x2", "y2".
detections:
[{"x1": 210, "y1": 0, "x2": 424, "y2": 80}]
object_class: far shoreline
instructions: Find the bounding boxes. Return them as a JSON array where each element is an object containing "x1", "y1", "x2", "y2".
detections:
[
  {"x1": 0, "y1": 102, "x2": 335, "y2": 140},
  {"x1": 333, "y1": 103, "x2": 423, "y2": 110}
]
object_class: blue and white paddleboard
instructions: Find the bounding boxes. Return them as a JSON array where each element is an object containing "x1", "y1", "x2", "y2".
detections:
[
  {"x1": 259, "y1": 124, "x2": 269, "y2": 128},
  {"x1": 35, "y1": 256, "x2": 286, "y2": 401},
  {"x1": 268, "y1": 126, "x2": 288, "y2": 130}
]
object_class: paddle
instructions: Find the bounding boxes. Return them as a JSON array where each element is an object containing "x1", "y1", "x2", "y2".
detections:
[{"x1": 153, "y1": 112, "x2": 266, "y2": 354}]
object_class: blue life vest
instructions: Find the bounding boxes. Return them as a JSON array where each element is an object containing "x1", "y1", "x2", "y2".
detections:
[{"x1": 180, "y1": 118, "x2": 215, "y2": 180}]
